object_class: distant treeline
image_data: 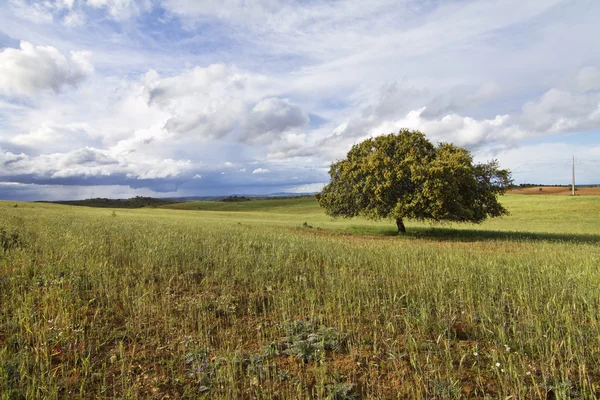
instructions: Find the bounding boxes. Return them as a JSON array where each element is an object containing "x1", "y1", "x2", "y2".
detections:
[
  {"x1": 37, "y1": 196, "x2": 180, "y2": 208},
  {"x1": 219, "y1": 195, "x2": 314, "y2": 202},
  {"x1": 220, "y1": 196, "x2": 252, "y2": 202}
]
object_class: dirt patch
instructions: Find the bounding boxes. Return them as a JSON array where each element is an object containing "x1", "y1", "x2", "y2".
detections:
[{"x1": 509, "y1": 186, "x2": 600, "y2": 196}]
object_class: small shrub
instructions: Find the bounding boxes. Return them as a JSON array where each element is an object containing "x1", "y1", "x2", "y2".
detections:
[
  {"x1": 185, "y1": 348, "x2": 223, "y2": 390},
  {"x1": 279, "y1": 321, "x2": 347, "y2": 363},
  {"x1": 327, "y1": 380, "x2": 356, "y2": 400},
  {"x1": 0, "y1": 228, "x2": 24, "y2": 252}
]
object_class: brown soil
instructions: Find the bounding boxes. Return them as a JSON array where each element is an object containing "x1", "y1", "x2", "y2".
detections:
[{"x1": 508, "y1": 186, "x2": 600, "y2": 196}]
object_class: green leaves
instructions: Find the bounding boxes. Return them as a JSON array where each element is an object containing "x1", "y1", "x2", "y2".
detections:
[{"x1": 317, "y1": 129, "x2": 512, "y2": 231}]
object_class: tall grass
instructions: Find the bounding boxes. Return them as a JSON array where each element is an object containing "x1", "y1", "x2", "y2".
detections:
[{"x1": 1, "y1": 197, "x2": 600, "y2": 399}]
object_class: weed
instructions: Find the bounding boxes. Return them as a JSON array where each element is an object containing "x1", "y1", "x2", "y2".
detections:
[
  {"x1": 0, "y1": 228, "x2": 24, "y2": 252},
  {"x1": 326, "y1": 379, "x2": 356, "y2": 400},
  {"x1": 279, "y1": 321, "x2": 347, "y2": 363}
]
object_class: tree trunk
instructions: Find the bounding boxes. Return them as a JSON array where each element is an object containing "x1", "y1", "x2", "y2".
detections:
[{"x1": 395, "y1": 217, "x2": 406, "y2": 234}]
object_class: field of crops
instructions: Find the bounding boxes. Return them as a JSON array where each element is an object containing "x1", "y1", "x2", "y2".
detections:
[{"x1": 1, "y1": 195, "x2": 600, "y2": 399}]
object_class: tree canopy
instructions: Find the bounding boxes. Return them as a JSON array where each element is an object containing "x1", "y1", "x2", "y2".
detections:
[{"x1": 316, "y1": 129, "x2": 512, "y2": 233}]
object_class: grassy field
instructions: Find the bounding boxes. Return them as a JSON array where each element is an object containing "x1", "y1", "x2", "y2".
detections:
[{"x1": 1, "y1": 195, "x2": 600, "y2": 399}]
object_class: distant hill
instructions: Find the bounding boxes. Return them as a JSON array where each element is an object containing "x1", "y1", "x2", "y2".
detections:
[
  {"x1": 37, "y1": 196, "x2": 180, "y2": 208},
  {"x1": 35, "y1": 193, "x2": 316, "y2": 208},
  {"x1": 164, "y1": 192, "x2": 316, "y2": 201}
]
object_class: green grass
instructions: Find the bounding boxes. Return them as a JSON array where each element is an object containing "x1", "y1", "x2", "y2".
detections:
[
  {"x1": 1, "y1": 195, "x2": 600, "y2": 398},
  {"x1": 163, "y1": 195, "x2": 600, "y2": 239},
  {"x1": 162, "y1": 196, "x2": 321, "y2": 212}
]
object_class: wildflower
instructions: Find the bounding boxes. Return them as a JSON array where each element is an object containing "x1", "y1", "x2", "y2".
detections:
[
  {"x1": 473, "y1": 352, "x2": 478, "y2": 357},
  {"x1": 495, "y1": 362, "x2": 501, "y2": 367},
  {"x1": 526, "y1": 371, "x2": 531, "y2": 376}
]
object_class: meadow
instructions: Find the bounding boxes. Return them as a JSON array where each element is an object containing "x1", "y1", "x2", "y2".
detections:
[{"x1": 1, "y1": 194, "x2": 600, "y2": 399}]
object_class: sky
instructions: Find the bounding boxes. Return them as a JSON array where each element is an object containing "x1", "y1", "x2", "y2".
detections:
[{"x1": 0, "y1": 0, "x2": 599, "y2": 201}]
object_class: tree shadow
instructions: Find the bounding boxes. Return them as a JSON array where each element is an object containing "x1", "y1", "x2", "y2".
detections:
[{"x1": 404, "y1": 227, "x2": 600, "y2": 244}]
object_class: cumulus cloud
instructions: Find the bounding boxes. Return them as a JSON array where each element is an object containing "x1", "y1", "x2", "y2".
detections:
[
  {"x1": 265, "y1": 132, "x2": 315, "y2": 160},
  {"x1": 1, "y1": 147, "x2": 117, "y2": 179},
  {"x1": 143, "y1": 65, "x2": 263, "y2": 140},
  {"x1": 361, "y1": 81, "x2": 426, "y2": 121},
  {"x1": 242, "y1": 98, "x2": 309, "y2": 144},
  {"x1": 10, "y1": 122, "x2": 94, "y2": 152},
  {"x1": 382, "y1": 109, "x2": 526, "y2": 148},
  {"x1": 0, "y1": 146, "x2": 193, "y2": 182},
  {"x1": 145, "y1": 64, "x2": 236, "y2": 105},
  {"x1": 520, "y1": 86, "x2": 600, "y2": 134},
  {"x1": 252, "y1": 168, "x2": 269, "y2": 174},
  {"x1": 163, "y1": 98, "x2": 245, "y2": 139},
  {"x1": 0, "y1": 41, "x2": 93, "y2": 97},
  {"x1": 313, "y1": 65, "x2": 600, "y2": 161}
]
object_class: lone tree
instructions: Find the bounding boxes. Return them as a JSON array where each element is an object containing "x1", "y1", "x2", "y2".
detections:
[{"x1": 316, "y1": 129, "x2": 512, "y2": 233}]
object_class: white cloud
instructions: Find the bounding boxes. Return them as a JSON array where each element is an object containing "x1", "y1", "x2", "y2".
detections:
[
  {"x1": 0, "y1": 42, "x2": 93, "y2": 97},
  {"x1": 521, "y1": 87, "x2": 600, "y2": 134},
  {"x1": 85, "y1": 0, "x2": 146, "y2": 20},
  {"x1": 57, "y1": 0, "x2": 76, "y2": 9},
  {"x1": 242, "y1": 98, "x2": 309, "y2": 144},
  {"x1": 145, "y1": 64, "x2": 240, "y2": 105},
  {"x1": 472, "y1": 81, "x2": 502, "y2": 101},
  {"x1": 315, "y1": 65, "x2": 600, "y2": 161},
  {"x1": 11, "y1": 122, "x2": 93, "y2": 152},
  {"x1": 163, "y1": 99, "x2": 245, "y2": 139},
  {"x1": 142, "y1": 65, "x2": 267, "y2": 140},
  {"x1": 9, "y1": 0, "x2": 53, "y2": 23},
  {"x1": 286, "y1": 182, "x2": 325, "y2": 193},
  {"x1": 576, "y1": 66, "x2": 600, "y2": 93},
  {"x1": 388, "y1": 109, "x2": 525, "y2": 148},
  {"x1": 63, "y1": 11, "x2": 86, "y2": 27},
  {"x1": 0, "y1": 146, "x2": 193, "y2": 180},
  {"x1": 252, "y1": 168, "x2": 269, "y2": 174}
]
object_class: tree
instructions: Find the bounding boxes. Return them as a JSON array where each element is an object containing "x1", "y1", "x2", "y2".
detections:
[{"x1": 316, "y1": 129, "x2": 512, "y2": 233}]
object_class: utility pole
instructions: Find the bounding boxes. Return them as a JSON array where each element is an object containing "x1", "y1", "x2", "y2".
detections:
[{"x1": 572, "y1": 155, "x2": 576, "y2": 196}]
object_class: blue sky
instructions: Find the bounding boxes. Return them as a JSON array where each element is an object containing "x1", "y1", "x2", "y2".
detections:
[{"x1": 0, "y1": 0, "x2": 599, "y2": 201}]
